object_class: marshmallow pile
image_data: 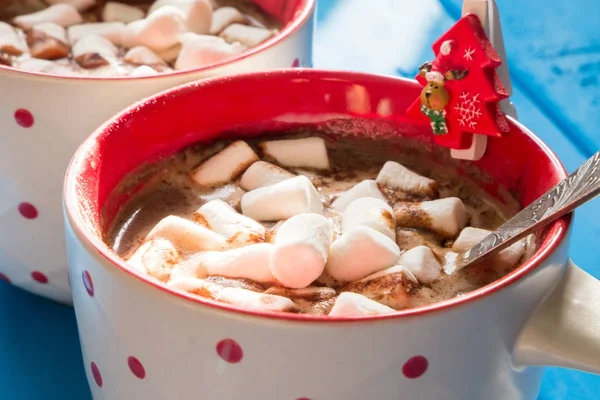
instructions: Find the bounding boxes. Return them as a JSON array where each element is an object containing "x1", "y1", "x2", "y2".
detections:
[
  {"x1": 0, "y1": 0, "x2": 278, "y2": 76},
  {"x1": 125, "y1": 136, "x2": 527, "y2": 317}
]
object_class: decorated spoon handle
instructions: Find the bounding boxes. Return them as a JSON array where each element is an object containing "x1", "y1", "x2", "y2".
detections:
[{"x1": 455, "y1": 150, "x2": 600, "y2": 271}]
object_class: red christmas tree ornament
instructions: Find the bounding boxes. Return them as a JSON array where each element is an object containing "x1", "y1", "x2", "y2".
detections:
[{"x1": 406, "y1": 14, "x2": 510, "y2": 150}]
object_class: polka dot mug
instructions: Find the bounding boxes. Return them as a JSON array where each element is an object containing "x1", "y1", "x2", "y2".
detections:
[
  {"x1": 64, "y1": 70, "x2": 600, "y2": 399},
  {"x1": 0, "y1": 0, "x2": 315, "y2": 304}
]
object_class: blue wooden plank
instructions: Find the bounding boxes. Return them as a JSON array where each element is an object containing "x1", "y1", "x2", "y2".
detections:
[{"x1": 0, "y1": 280, "x2": 91, "y2": 399}]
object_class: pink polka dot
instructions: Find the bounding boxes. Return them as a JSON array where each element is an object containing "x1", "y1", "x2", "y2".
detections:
[
  {"x1": 127, "y1": 356, "x2": 146, "y2": 379},
  {"x1": 216, "y1": 338, "x2": 243, "y2": 363},
  {"x1": 14, "y1": 108, "x2": 34, "y2": 128},
  {"x1": 291, "y1": 58, "x2": 300, "y2": 68},
  {"x1": 31, "y1": 271, "x2": 48, "y2": 284},
  {"x1": 82, "y1": 270, "x2": 94, "y2": 296},
  {"x1": 91, "y1": 362, "x2": 103, "y2": 387},
  {"x1": 0, "y1": 273, "x2": 10, "y2": 283},
  {"x1": 402, "y1": 355, "x2": 428, "y2": 379},
  {"x1": 18, "y1": 202, "x2": 38, "y2": 219}
]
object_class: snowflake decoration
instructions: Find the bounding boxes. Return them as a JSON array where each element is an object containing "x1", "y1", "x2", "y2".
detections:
[
  {"x1": 463, "y1": 47, "x2": 475, "y2": 61},
  {"x1": 454, "y1": 92, "x2": 481, "y2": 129}
]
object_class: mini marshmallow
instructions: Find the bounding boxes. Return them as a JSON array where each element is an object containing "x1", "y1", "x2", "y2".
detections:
[
  {"x1": 126, "y1": 240, "x2": 153, "y2": 273},
  {"x1": 331, "y1": 179, "x2": 387, "y2": 212},
  {"x1": 265, "y1": 285, "x2": 336, "y2": 299},
  {"x1": 259, "y1": 137, "x2": 330, "y2": 170},
  {"x1": 0, "y1": 22, "x2": 27, "y2": 56},
  {"x1": 216, "y1": 287, "x2": 297, "y2": 312},
  {"x1": 168, "y1": 256, "x2": 208, "y2": 281},
  {"x1": 17, "y1": 58, "x2": 76, "y2": 75},
  {"x1": 124, "y1": 45, "x2": 165, "y2": 66},
  {"x1": 359, "y1": 264, "x2": 418, "y2": 284},
  {"x1": 0, "y1": 53, "x2": 11, "y2": 66},
  {"x1": 329, "y1": 292, "x2": 395, "y2": 317},
  {"x1": 209, "y1": 6, "x2": 247, "y2": 35},
  {"x1": 190, "y1": 140, "x2": 258, "y2": 187},
  {"x1": 496, "y1": 239, "x2": 528, "y2": 268},
  {"x1": 341, "y1": 265, "x2": 417, "y2": 309},
  {"x1": 27, "y1": 23, "x2": 70, "y2": 59},
  {"x1": 219, "y1": 23, "x2": 274, "y2": 48},
  {"x1": 72, "y1": 35, "x2": 118, "y2": 68},
  {"x1": 68, "y1": 22, "x2": 125, "y2": 45},
  {"x1": 376, "y1": 160, "x2": 438, "y2": 198},
  {"x1": 174, "y1": 32, "x2": 245, "y2": 70},
  {"x1": 238, "y1": 161, "x2": 295, "y2": 191},
  {"x1": 148, "y1": 0, "x2": 213, "y2": 35},
  {"x1": 452, "y1": 227, "x2": 527, "y2": 268},
  {"x1": 156, "y1": 43, "x2": 181, "y2": 62},
  {"x1": 182, "y1": 243, "x2": 276, "y2": 284},
  {"x1": 451, "y1": 227, "x2": 491, "y2": 251},
  {"x1": 265, "y1": 286, "x2": 336, "y2": 315},
  {"x1": 395, "y1": 228, "x2": 441, "y2": 251},
  {"x1": 167, "y1": 276, "x2": 221, "y2": 299},
  {"x1": 397, "y1": 246, "x2": 441, "y2": 283},
  {"x1": 32, "y1": 22, "x2": 68, "y2": 43},
  {"x1": 126, "y1": 239, "x2": 179, "y2": 282},
  {"x1": 171, "y1": 275, "x2": 265, "y2": 298},
  {"x1": 204, "y1": 275, "x2": 265, "y2": 292},
  {"x1": 129, "y1": 65, "x2": 159, "y2": 76},
  {"x1": 145, "y1": 215, "x2": 229, "y2": 253},
  {"x1": 342, "y1": 197, "x2": 395, "y2": 240},
  {"x1": 168, "y1": 268, "x2": 268, "y2": 298},
  {"x1": 86, "y1": 64, "x2": 130, "y2": 77},
  {"x1": 121, "y1": 6, "x2": 189, "y2": 52},
  {"x1": 13, "y1": 4, "x2": 83, "y2": 30},
  {"x1": 270, "y1": 213, "x2": 333, "y2": 289},
  {"x1": 394, "y1": 197, "x2": 468, "y2": 238},
  {"x1": 241, "y1": 175, "x2": 324, "y2": 221},
  {"x1": 442, "y1": 251, "x2": 459, "y2": 275},
  {"x1": 193, "y1": 199, "x2": 266, "y2": 247},
  {"x1": 265, "y1": 220, "x2": 284, "y2": 243},
  {"x1": 45, "y1": 0, "x2": 96, "y2": 11},
  {"x1": 199, "y1": 184, "x2": 246, "y2": 210},
  {"x1": 325, "y1": 226, "x2": 400, "y2": 282},
  {"x1": 103, "y1": 2, "x2": 145, "y2": 23}
]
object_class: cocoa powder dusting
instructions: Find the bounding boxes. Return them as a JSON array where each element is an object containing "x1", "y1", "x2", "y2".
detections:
[
  {"x1": 341, "y1": 272, "x2": 418, "y2": 310},
  {"x1": 204, "y1": 276, "x2": 265, "y2": 293},
  {"x1": 381, "y1": 209, "x2": 395, "y2": 231},
  {"x1": 394, "y1": 203, "x2": 434, "y2": 231}
]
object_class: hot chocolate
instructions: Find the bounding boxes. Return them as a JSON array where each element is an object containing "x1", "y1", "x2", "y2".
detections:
[
  {"x1": 105, "y1": 132, "x2": 532, "y2": 316},
  {"x1": 0, "y1": 0, "x2": 281, "y2": 76}
]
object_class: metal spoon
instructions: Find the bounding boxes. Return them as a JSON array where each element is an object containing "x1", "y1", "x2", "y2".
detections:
[{"x1": 447, "y1": 150, "x2": 600, "y2": 274}]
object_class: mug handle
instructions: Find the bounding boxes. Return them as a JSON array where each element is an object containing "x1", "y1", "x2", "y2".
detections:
[{"x1": 513, "y1": 259, "x2": 600, "y2": 374}]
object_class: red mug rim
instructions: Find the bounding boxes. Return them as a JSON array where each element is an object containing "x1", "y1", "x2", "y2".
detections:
[
  {"x1": 0, "y1": 0, "x2": 315, "y2": 82},
  {"x1": 64, "y1": 68, "x2": 571, "y2": 323}
]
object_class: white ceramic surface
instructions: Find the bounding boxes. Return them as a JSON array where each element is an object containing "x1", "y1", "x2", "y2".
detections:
[
  {"x1": 0, "y1": 0, "x2": 315, "y2": 304},
  {"x1": 63, "y1": 70, "x2": 600, "y2": 399}
]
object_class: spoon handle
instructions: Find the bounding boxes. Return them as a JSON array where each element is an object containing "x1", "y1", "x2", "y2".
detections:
[{"x1": 455, "y1": 150, "x2": 600, "y2": 271}]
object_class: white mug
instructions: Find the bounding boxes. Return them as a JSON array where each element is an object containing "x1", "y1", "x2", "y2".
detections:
[
  {"x1": 64, "y1": 69, "x2": 600, "y2": 399},
  {"x1": 0, "y1": 0, "x2": 315, "y2": 304}
]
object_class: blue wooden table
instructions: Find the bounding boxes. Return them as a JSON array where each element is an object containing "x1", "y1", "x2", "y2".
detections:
[{"x1": 1, "y1": 0, "x2": 599, "y2": 398}]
